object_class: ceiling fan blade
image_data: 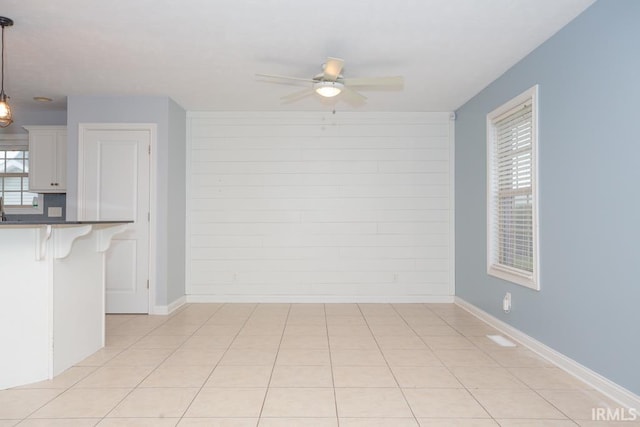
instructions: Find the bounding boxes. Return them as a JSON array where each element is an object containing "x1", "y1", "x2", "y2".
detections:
[
  {"x1": 256, "y1": 73, "x2": 315, "y2": 84},
  {"x1": 340, "y1": 86, "x2": 367, "y2": 107},
  {"x1": 343, "y1": 76, "x2": 404, "y2": 87},
  {"x1": 323, "y1": 57, "x2": 344, "y2": 81},
  {"x1": 281, "y1": 88, "x2": 314, "y2": 104}
]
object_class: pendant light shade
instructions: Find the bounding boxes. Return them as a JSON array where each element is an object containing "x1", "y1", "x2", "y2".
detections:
[
  {"x1": 0, "y1": 93, "x2": 12, "y2": 128},
  {"x1": 0, "y1": 17, "x2": 14, "y2": 128}
]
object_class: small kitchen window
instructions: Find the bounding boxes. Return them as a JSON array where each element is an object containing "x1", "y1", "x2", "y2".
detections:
[
  {"x1": 0, "y1": 134, "x2": 41, "y2": 214},
  {"x1": 487, "y1": 85, "x2": 540, "y2": 290}
]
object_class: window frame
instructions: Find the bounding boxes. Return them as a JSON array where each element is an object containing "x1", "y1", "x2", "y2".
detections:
[
  {"x1": 0, "y1": 134, "x2": 43, "y2": 215},
  {"x1": 486, "y1": 85, "x2": 540, "y2": 290}
]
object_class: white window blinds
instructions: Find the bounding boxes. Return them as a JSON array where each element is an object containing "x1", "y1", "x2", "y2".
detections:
[
  {"x1": 0, "y1": 148, "x2": 35, "y2": 207},
  {"x1": 487, "y1": 85, "x2": 539, "y2": 290}
]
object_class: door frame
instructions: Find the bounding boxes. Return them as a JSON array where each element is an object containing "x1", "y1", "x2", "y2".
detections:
[{"x1": 77, "y1": 123, "x2": 157, "y2": 314}]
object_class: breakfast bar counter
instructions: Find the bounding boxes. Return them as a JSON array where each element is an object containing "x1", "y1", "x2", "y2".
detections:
[{"x1": 0, "y1": 221, "x2": 130, "y2": 390}]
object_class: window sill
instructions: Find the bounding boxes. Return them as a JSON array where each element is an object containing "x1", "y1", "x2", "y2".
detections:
[
  {"x1": 488, "y1": 264, "x2": 539, "y2": 291},
  {"x1": 5, "y1": 205, "x2": 44, "y2": 215}
]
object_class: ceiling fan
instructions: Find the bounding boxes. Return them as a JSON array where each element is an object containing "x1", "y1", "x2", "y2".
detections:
[{"x1": 256, "y1": 57, "x2": 404, "y2": 106}]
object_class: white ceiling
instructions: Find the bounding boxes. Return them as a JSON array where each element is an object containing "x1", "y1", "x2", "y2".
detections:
[{"x1": 2, "y1": 0, "x2": 595, "y2": 113}]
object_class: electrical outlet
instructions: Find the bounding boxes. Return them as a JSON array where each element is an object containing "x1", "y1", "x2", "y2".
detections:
[
  {"x1": 503, "y1": 292, "x2": 512, "y2": 313},
  {"x1": 48, "y1": 207, "x2": 63, "y2": 217}
]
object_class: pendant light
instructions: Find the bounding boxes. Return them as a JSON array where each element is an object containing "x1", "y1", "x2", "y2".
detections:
[{"x1": 0, "y1": 16, "x2": 14, "y2": 128}]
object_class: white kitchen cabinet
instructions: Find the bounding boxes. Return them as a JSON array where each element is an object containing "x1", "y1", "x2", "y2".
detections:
[{"x1": 24, "y1": 126, "x2": 67, "y2": 192}]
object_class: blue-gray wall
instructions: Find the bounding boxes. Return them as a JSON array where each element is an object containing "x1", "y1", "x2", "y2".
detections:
[
  {"x1": 167, "y1": 99, "x2": 186, "y2": 304},
  {"x1": 67, "y1": 96, "x2": 187, "y2": 310},
  {"x1": 0, "y1": 109, "x2": 68, "y2": 221},
  {"x1": 455, "y1": 0, "x2": 640, "y2": 395},
  {"x1": 5, "y1": 194, "x2": 66, "y2": 222},
  {"x1": 0, "y1": 108, "x2": 67, "y2": 135}
]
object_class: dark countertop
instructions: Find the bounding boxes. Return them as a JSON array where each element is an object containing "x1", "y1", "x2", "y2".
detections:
[{"x1": 0, "y1": 220, "x2": 133, "y2": 226}]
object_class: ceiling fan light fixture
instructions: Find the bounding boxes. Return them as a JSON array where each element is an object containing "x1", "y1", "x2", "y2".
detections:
[
  {"x1": 314, "y1": 81, "x2": 344, "y2": 98},
  {"x1": 0, "y1": 16, "x2": 14, "y2": 128}
]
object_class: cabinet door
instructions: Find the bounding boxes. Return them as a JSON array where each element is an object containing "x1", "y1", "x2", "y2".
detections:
[
  {"x1": 29, "y1": 132, "x2": 58, "y2": 192},
  {"x1": 28, "y1": 130, "x2": 66, "y2": 192},
  {"x1": 54, "y1": 131, "x2": 67, "y2": 190}
]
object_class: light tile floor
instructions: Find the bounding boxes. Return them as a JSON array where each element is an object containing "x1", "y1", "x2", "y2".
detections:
[{"x1": 1, "y1": 303, "x2": 636, "y2": 426}]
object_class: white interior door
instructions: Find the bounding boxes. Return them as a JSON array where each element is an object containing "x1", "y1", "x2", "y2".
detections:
[{"x1": 78, "y1": 126, "x2": 151, "y2": 313}]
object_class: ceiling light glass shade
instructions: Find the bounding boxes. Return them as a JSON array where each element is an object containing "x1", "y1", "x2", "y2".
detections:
[
  {"x1": 314, "y1": 81, "x2": 344, "y2": 98},
  {"x1": 0, "y1": 93, "x2": 11, "y2": 128}
]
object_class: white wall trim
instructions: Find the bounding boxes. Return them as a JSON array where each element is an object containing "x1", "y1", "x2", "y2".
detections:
[
  {"x1": 187, "y1": 295, "x2": 455, "y2": 304},
  {"x1": 455, "y1": 296, "x2": 640, "y2": 410},
  {"x1": 184, "y1": 116, "x2": 193, "y2": 311},
  {"x1": 448, "y1": 112, "x2": 456, "y2": 296},
  {"x1": 152, "y1": 295, "x2": 187, "y2": 315}
]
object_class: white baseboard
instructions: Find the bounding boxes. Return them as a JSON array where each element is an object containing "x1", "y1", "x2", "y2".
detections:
[
  {"x1": 151, "y1": 296, "x2": 187, "y2": 315},
  {"x1": 186, "y1": 294, "x2": 455, "y2": 304},
  {"x1": 455, "y1": 296, "x2": 640, "y2": 410}
]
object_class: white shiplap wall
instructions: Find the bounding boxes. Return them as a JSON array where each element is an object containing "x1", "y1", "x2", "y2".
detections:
[{"x1": 186, "y1": 112, "x2": 454, "y2": 302}]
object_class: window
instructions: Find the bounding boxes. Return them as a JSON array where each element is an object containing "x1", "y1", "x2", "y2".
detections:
[
  {"x1": 487, "y1": 85, "x2": 539, "y2": 290},
  {"x1": 0, "y1": 135, "x2": 40, "y2": 213}
]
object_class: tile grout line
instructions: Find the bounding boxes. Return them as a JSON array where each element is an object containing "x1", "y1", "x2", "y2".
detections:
[
  {"x1": 100, "y1": 304, "x2": 224, "y2": 423},
  {"x1": 177, "y1": 302, "x2": 261, "y2": 425},
  {"x1": 409, "y1": 303, "x2": 501, "y2": 424},
  {"x1": 358, "y1": 303, "x2": 421, "y2": 425},
  {"x1": 256, "y1": 303, "x2": 292, "y2": 425},
  {"x1": 416, "y1": 303, "x2": 575, "y2": 425},
  {"x1": 168, "y1": 302, "x2": 234, "y2": 425},
  {"x1": 7, "y1": 303, "x2": 600, "y2": 425},
  {"x1": 324, "y1": 303, "x2": 341, "y2": 426},
  {"x1": 18, "y1": 312, "x2": 174, "y2": 424},
  {"x1": 528, "y1": 387, "x2": 584, "y2": 424}
]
